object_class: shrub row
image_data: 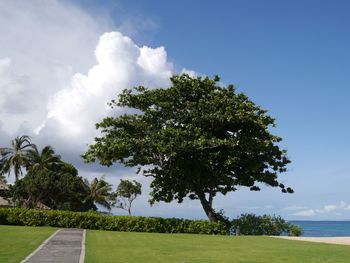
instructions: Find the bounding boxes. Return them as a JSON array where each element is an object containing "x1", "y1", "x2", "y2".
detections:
[
  {"x1": 0, "y1": 208, "x2": 227, "y2": 235},
  {"x1": 0, "y1": 208, "x2": 303, "y2": 236}
]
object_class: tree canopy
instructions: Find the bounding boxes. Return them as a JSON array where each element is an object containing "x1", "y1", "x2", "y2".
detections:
[
  {"x1": 11, "y1": 162, "x2": 94, "y2": 211},
  {"x1": 0, "y1": 137, "x2": 97, "y2": 212},
  {"x1": 113, "y1": 179, "x2": 142, "y2": 216},
  {"x1": 0, "y1": 135, "x2": 33, "y2": 181},
  {"x1": 26, "y1": 145, "x2": 63, "y2": 173},
  {"x1": 83, "y1": 74, "x2": 292, "y2": 221},
  {"x1": 88, "y1": 177, "x2": 114, "y2": 211}
]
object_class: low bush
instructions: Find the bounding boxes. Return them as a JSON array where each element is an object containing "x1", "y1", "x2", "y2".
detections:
[
  {"x1": 0, "y1": 208, "x2": 227, "y2": 235},
  {"x1": 231, "y1": 214, "x2": 302, "y2": 236},
  {"x1": 288, "y1": 224, "x2": 303, "y2": 236}
]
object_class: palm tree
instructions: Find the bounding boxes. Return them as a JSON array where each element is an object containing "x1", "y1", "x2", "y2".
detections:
[
  {"x1": 89, "y1": 177, "x2": 113, "y2": 211},
  {"x1": 0, "y1": 135, "x2": 33, "y2": 181},
  {"x1": 26, "y1": 145, "x2": 63, "y2": 173}
]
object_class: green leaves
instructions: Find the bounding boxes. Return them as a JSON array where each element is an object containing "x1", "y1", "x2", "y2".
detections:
[
  {"x1": 89, "y1": 177, "x2": 114, "y2": 210},
  {"x1": 232, "y1": 213, "x2": 302, "y2": 236},
  {"x1": 0, "y1": 135, "x2": 33, "y2": 181},
  {"x1": 11, "y1": 166, "x2": 94, "y2": 211},
  {"x1": 84, "y1": 74, "x2": 292, "y2": 221},
  {"x1": 112, "y1": 179, "x2": 142, "y2": 215},
  {"x1": 26, "y1": 145, "x2": 63, "y2": 173}
]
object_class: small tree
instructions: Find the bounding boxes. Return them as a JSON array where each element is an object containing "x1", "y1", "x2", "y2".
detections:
[
  {"x1": 113, "y1": 179, "x2": 141, "y2": 216},
  {"x1": 26, "y1": 145, "x2": 63, "y2": 173},
  {"x1": 88, "y1": 177, "x2": 114, "y2": 211},
  {"x1": 0, "y1": 135, "x2": 33, "y2": 181}
]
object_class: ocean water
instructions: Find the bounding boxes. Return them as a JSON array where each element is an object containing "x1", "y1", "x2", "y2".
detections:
[{"x1": 290, "y1": 221, "x2": 350, "y2": 237}]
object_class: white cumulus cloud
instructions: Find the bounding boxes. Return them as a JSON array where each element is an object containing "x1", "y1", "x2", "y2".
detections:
[
  {"x1": 0, "y1": 0, "x2": 174, "y2": 154},
  {"x1": 0, "y1": 0, "x2": 111, "y2": 137},
  {"x1": 37, "y1": 31, "x2": 173, "y2": 147},
  {"x1": 0, "y1": 0, "x2": 176, "y2": 180}
]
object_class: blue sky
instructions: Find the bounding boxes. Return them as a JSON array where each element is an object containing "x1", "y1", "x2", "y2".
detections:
[
  {"x1": 1, "y1": 0, "x2": 350, "y2": 220},
  {"x1": 76, "y1": 0, "x2": 350, "y2": 219}
]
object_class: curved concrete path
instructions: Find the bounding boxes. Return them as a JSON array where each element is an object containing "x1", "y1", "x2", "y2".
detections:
[{"x1": 22, "y1": 229, "x2": 86, "y2": 263}]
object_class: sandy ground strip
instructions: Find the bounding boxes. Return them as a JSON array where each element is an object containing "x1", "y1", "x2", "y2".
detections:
[{"x1": 273, "y1": 236, "x2": 350, "y2": 245}]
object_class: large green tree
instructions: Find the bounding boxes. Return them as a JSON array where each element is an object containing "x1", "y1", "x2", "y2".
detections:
[
  {"x1": 0, "y1": 135, "x2": 33, "y2": 181},
  {"x1": 83, "y1": 74, "x2": 292, "y2": 222}
]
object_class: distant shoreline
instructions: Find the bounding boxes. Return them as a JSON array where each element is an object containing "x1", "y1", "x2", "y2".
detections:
[
  {"x1": 273, "y1": 236, "x2": 350, "y2": 246},
  {"x1": 288, "y1": 221, "x2": 350, "y2": 237},
  {"x1": 290, "y1": 220, "x2": 350, "y2": 222}
]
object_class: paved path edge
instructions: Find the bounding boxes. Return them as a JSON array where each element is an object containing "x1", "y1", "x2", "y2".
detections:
[
  {"x1": 79, "y1": 230, "x2": 86, "y2": 263},
  {"x1": 21, "y1": 229, "x2": 62, "y2": 263}
]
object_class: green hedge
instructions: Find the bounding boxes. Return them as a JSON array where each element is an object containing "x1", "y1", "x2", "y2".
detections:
[{"x1": 0, "y1": 208, "x2": 227, "y2": 235}]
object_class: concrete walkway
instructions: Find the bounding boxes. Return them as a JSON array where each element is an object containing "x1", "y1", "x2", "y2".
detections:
[{"x1": 22, "y1": 229, "x2": 86, "y2": 263}]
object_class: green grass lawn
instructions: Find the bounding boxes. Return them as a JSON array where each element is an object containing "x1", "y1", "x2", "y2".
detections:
[
  {"x1": 86, "y1": 231, "x2": 350, "y2": 263},
  {"x1": 0, "y1": 225, "x2": 57, "y2": 263},
  {"x1": 1, "y1": 225, "x2": 350, "y2": 263}
]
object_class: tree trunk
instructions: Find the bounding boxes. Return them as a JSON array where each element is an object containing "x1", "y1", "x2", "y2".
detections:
[
  {"x1": 197, "y1": 191, "x2": 217, "y2": 222},
  {"x1": 128, "y1": 200, "x2": 132, "y2": 216}
]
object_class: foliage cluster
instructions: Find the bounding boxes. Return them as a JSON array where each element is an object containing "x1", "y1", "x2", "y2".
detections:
[
  {"x1": 11, "y1": 168, "x2": 93, "y2": 211},
  {"x1": 112, "y1": 179, "x2": 142, "y2": 216},
  {"x1": 232, "y1": 213, "x2": 303, "y2": 236},
  {"x1": 0, "y1": 208, "x2": 227, "y2": 235},
  {"x1": 0, "y1": 137, "x2": 96, "y2": 211},
  {"x1": 288, "y1": 224, "x2": 303, "y2": 236},
  {"x1": 0, "y1": 136, "x2": 142, "y2": 213},
  {"x1": 83, "y1": 74, "x2": 293, "y2": 222}
]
